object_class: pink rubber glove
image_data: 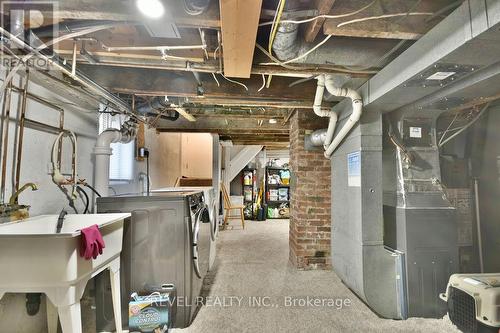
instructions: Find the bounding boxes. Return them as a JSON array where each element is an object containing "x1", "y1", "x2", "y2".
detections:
[{"x1": 80, "y1": 224, "x2": 106, "y2": 260}]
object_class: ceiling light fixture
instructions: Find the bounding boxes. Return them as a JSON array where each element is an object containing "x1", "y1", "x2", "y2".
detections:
[
  {"x1": 269, "y1": 118, "x2": 277, "y2": 124},
  {"x1": 136, "y1": 0, "x2": 165, "y2": 18}
]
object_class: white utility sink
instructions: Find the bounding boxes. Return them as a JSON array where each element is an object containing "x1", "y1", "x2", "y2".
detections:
[{"x1": 0, "y1": 213, "x2": 130, "y2": 333}]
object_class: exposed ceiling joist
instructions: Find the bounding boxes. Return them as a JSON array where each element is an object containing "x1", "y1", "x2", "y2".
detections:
[
  {"x1": 78, "y1": 65, "x2": 328, "y2": 109},
  {"x1": 155, "y1": 116, "x2": 290, "y2": 132},
  {"x1": 323, "y1": 0, "x2": 452, "y2": 40},
  {"x1": 55, "y1": 28, "x2": 211, "y2": 62},
  {"x1": 224, "y1": 141, "x2": 289, "y2": 146},
  {"x1": 158, "y1": 128, "x2": 289, "y2": 134},
  {"x1": 187, "y1": 109, "x2": 290, "y2": 119},
  {"x1": 219, "y1": 0, "x2": 263, "y2": 78},
  {"x1": 38, "y1": 0, "x2": 220, "y2": 28},
  {"x1": 68, "y1": 54, "x2": 375, "y2": 78},
  {"x1": 304, "y1": 0, "x2": 336, "y2": 42}
]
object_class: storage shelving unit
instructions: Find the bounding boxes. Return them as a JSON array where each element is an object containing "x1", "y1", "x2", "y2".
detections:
[
  {"x1": 242, "y1": 168, "x2": 256, "y2": 219},
  {"x1": 265, "y1": 166, "x2": 290, "y2": 219}
]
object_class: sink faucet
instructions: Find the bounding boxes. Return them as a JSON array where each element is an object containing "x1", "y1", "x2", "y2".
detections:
[{"x1": 9, "y1": 183, "x2": 38, "y2": 205}]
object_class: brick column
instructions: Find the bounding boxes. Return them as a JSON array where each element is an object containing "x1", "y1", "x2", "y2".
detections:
[{"x1": 289, "y1": 111, "x2": 331, "y2": 270}]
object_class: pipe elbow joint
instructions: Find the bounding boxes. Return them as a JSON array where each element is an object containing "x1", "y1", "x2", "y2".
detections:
[
  {"x1": 95, "y1": 129, "x2": 121, "y2": 148},
  {"x1": 316, "y1": 74, "x2": 325, "y2": 85},
  {"x1": 350, "y1": 101, "x2": 364, "y2": 122}
]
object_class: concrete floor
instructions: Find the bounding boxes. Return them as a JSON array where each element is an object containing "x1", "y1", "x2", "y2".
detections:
[{"x1": 175, "y1": 219, "x2": 460, "y2": 333}]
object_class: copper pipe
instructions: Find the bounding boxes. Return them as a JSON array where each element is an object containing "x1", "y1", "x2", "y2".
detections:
[
  {"x1": 10, "y1": 85, "x2": 65, "y2": 166},
  {"x1": 14, "y1": 70, "x2": 30, "y2": 193},
  {"x1": 0, "y1": 80, "x2": 12, "y2": 203},
  {"x1": 24, "y1": 118, "x2": 67, "y2": 135},
  {"x1": 71, "y1": 40, "x2": 77, "y2": 76},
  {"x1": 58, "y1": 103, "x2": 64, "y2": 167},
  {"x1": 217, "y1": 30, "x2": 222, "y2": 73},
  {"x1": 11, "y1": 86, "x2": 64, "y2": 112}
]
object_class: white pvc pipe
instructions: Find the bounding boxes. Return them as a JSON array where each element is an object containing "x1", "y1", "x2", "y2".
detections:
[
  {"x1": 323, "y1": 113, "x2": 338, "y2": 149},
  {"x1": 313, "y1": 74, "x2": 338, "y2": 148},
  {"x1": 323, "y1": 75, "x2": 363, "y2": 158},
  {"x1": 93, "y1": 129, "x2": 134, "y2": 198}
]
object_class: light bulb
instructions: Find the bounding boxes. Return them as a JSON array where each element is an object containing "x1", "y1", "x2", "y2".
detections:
[{"x1": 136, "y1": 0, "x2": 165, "y2": 19}]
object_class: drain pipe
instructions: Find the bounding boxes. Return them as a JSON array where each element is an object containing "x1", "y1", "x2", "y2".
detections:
[
  {"x1": 312, "y1": 74, "x2": 338, "y2": 149},
  {"x1": 323, "y1": 75, "x2": 363, "y2": 158},
  {"x1": 93, "y1": 122, "x2": 137, "y2": 198},
  {"x1": 307, "y1": 74, "x2": 363, "y2": 158}
]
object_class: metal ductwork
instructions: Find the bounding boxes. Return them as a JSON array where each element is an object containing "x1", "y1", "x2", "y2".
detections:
[
  {"x1": 271, "y1": 0, "x2": 301, "y2": 61},
  {"x1": 136, "y1": 97, "x2": 180, "y2": 121},
  {"x1": 305, "y1": 128, "x2": 327, "y2": 148},
  {"x1": 183, "y1": 0, "x2": 211, "y2": 15},
  {"x1": 329, "y1": 0, "x2": 500, "y2": 320},
  {"x1": 271, "y1": 1, "x2": 404, "y2": 70},
  {"x1": 272, "y1": 22, "x2": 300, "y2": 61}
]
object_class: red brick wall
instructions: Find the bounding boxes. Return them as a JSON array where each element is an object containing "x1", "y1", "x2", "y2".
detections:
[{"x1": 289, "y1": 111, "x2": 332, "y2": 270}]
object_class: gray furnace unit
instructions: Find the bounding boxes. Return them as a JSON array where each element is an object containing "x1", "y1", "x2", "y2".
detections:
[{"x1": 383, "y1": 109, "x2": 458, "y2": 318}]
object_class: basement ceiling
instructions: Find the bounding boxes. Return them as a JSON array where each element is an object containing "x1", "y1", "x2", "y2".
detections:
[{"x1": 0, "y1": 0, "x2": 463, "y2": 147}]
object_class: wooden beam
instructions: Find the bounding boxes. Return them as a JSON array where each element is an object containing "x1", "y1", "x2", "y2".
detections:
[
  {"x1": 174, "y1": 108, "x2": 196, "y2": 122},
  {"x1": 219, "y1": 0, "x2": 262, "y2": 78},
  {"x1": 78, "y1": 65, "x2": 328, "y2": 109},
  {"x1": 282, "y1": 109, "x2": 296, "y2": 125},
  {"x1": 158, "y1": 128, "x2": 289, "y2": 135},
  {"x1": 69, "y1": 54, "x2": 375, "y2": 78},
  {"x1": 156, "y1": 119, "x2": 289, "y2": 130},
  {"x1": 54, "y1": 27, "x2": 209, "y2": 62},
  {"x1": 223, "y1": 135, "x2": 289, "y2": 141},
  {"x1": 40, "y1": 0, "x2": 220, "y2": 28},
  {"x1": 136, "y1": 122, "x2": 145, "y2": 161},
  {"x1": 188, "y1": 113, "x2": 287, "y2": 120},
  {"x1": 304, "y1": 0, "x2": 336, "y2": 42},
  {"x1": 231, "y1": 141, "x2": 289, "y2": 147},
  {"x1": 323, "y1": 0, "x2": 449, "y2": 40},
  {"x1": 187, "y1": 107, "x2": 289, "y2": 117}
]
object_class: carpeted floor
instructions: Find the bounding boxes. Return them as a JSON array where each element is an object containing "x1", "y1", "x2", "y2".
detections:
[{"x1": 174, "y1": 219, "x2": 460, "y2": 333}]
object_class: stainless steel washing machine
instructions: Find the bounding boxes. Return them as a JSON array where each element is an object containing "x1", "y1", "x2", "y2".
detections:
[
  {"x1": 95, "y1": 191, "x2": 211, "y2": 330},
  {"x1": 151, "y1": 187, "x2": 219, "y2": 270}
]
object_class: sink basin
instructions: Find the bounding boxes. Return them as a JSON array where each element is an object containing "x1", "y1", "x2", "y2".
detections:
[
  {"x1": 0, "y1": 213, "x2": 128, "y2": 237},
  {"x1": 0, "y1": 213, "x2": 130, "y2": 333},
  {"x1": 0, "y1": 213, "x2": 130, "y2": 289}
]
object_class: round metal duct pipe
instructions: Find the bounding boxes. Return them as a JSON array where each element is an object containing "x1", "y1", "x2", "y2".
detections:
[{"x1": 305, "y1": 129, "x2": 328, "y2": 147}]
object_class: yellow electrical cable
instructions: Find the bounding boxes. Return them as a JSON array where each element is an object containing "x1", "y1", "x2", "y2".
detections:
[{"x1": 266, "y1": 0, "x2": 287, "y2": 89}]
